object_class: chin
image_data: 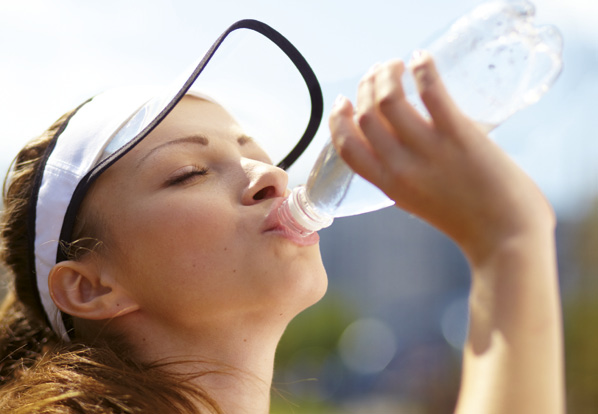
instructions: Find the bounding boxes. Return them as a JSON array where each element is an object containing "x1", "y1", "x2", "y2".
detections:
[{"x1": 285, "y1": 258, "x2": 328, "y2": 317}]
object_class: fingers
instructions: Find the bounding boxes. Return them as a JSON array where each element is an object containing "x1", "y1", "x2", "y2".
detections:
[
  {"x1": 371, "y1": 60, "x2": 431, "y2": 148},
  {"x1": 354, "y1": 63, "x2": 403, "y2": 160},
  {"x1": 355, "y1": 60, "x2": 432, "y2": 155},
  {"x1": 330, "y1": 59, "x2": 428, "y2": 191},
  {"x1": 328, "y1": 95, "x2": 384, "y2": 185},
  {"x1": 409, "y1": 50, "x2": 470, "y2": 136},
  {"x1": 330, "y1": 53, "x2": 480, "y2": 194}
]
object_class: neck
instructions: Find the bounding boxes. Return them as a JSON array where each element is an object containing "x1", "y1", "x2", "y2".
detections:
[
  {"x1": 188, "y1": 323, "x2": 282, "y2": 414},
  {"x1": 122, "y1": 311, "x2": 291, "y2": 414}
]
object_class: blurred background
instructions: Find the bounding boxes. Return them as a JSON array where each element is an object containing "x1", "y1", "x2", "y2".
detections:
[{"x1": 0, "y1": 0, "x2": 596, "y2": 412}]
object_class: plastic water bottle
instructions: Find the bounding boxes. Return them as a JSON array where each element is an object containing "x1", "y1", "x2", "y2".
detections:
[{"x1": 278, "y1": 0, "x2": 563, "y2": 235}]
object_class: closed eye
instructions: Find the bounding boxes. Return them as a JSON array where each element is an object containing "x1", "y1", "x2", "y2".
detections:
[{"x1": 166, "y1": 166, "x2": 209, "y2": 186}]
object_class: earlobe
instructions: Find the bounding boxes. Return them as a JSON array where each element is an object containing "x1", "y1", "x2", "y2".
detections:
[{"x1": 48, "y1": 260, "x2": 139, "y2": 321}]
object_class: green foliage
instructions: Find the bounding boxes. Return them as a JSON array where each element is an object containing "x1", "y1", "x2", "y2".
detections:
[
  {"x1": 275, "y1": 294, "x2": 355, "y2": 368},
  {"x1": 564, "y1": 199, "x2": 598, "y2": 413},
  {"x1": 564, "y1": 301, "x2": 598, "y2": 412},
  {"x1": 272, "y1": 294, "x2": 355, "y2": 410},
  {"x1": 270, "y1": 396, "x2": 343, "y2": 414}
]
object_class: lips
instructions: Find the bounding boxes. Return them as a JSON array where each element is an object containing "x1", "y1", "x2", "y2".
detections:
[{"x1": 263, "y1": 198, "x2": 320, "y2": 246}]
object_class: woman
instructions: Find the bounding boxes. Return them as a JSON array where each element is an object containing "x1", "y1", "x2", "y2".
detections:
[{"x1": 0, "y1": 23, "x2": 563, "y2": 414}]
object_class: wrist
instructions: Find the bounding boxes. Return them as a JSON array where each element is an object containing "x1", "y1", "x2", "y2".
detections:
[{"x1": 463, "y1": 204, "x2": 556, "y2": 271}]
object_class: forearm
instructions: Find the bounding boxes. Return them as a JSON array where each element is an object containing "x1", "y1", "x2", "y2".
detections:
[{"x1": 456, "y1": 223, "x2": 564, "y2": 414}]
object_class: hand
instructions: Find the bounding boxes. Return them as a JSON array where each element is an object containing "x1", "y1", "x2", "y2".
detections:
[{"x1": 329, "y1": 52, "x2": 555, "y2": 265}]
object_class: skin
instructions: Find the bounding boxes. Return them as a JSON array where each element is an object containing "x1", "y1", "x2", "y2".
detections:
[
  {"x1": 329, "y1": 52, "x2": 564, "y2": 414},
  {"x1": 49, "y1": 96, "x2": 328, "y2": 414}
]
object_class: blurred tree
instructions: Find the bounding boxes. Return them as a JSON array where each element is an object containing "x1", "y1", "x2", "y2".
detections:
[
  {"x1": 272, "y1": 294, "x2": 355, "y2": 412},
  {"x1": 276, "y1": 294, "x2": 356, "y2": 361},
  {"x1": 564, "y1": 199, "x2": 598, "y2": 413},
  {"x1": 272, "y1": 289, "x2": 462, "y2": 413}
]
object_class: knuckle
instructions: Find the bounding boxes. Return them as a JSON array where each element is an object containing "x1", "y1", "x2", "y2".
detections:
[
  {"x1": 355, "y1": 109, "x2": 376, "y2": 130},
  {"x1": 335, "y1": 139, "x2": 353, "y2": 161},
  {"x1": 387, "y1": 161, "x2": 406, "y2": 183},
  {"x1": 386, "y1": 157, "x2": 418, "y2": 186},
  {"x1": 377, "y1": 90, "x2": 397, "y2": 115}
]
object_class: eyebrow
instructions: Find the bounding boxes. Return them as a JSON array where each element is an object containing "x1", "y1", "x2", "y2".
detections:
[
  {"x1": 136, "y1": 134, "x2": 256, "y2": 168},
  {"x1": 137, "y1": 135, "x2": 209, "y2": 168},
  {"x1": 237, "y1": 135, "x2": 254, "y2": 146}
]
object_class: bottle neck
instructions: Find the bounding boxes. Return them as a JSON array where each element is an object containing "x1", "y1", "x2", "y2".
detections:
[{"x1": 277, "y1": 186, "x2": 334, "y2": 236}]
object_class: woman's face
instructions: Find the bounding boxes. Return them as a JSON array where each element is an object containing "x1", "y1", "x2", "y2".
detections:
[{"x1": 85, "y1": 96, "x2": 327, "y2": 334}]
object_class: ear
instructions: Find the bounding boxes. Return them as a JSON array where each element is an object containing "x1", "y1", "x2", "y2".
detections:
[{"x1": 48, "y1": 260, "x2": 139, "y2": 320}]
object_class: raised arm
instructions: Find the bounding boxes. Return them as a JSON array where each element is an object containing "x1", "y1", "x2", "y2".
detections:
[{"x1": 328, "y1": 52, "x2": 564, "y2": 414}]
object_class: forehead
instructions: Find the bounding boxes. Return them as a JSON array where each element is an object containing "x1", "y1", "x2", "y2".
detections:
[
  {"x1": 136, "y1": 96, "x2": 244, "y2": 149},
  {"x1": 101, "y1": 96, "x2": 269, "y2": 180}
]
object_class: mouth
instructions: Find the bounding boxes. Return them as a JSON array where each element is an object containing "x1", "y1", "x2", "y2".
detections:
[{"x1": 263, "y1": 198, "x2": 320, "y2": 246}]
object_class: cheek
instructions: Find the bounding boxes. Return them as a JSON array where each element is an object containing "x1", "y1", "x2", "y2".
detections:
[
  {"x1": 102, "y1": 190, "x2": 328, "y2": 325},
  {"x1": 123, "y1": 198, "x2": 239, "y2": 268},
  {"x1": 108, "y1": 198, "x2": 248, "y2": 306}
]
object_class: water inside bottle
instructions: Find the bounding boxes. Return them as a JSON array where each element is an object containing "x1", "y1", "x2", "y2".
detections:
[{"x1": 305, "y1": 140, "x2": 394, "y2": 218}]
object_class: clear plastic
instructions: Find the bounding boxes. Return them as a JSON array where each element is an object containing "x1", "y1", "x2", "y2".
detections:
[{"x1": 278, "y1": 0, "x2": 563, "y2": 235}]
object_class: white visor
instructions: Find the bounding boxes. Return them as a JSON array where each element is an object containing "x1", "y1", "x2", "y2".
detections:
[{"x1": 27, "y1": 19, "x2": 323, "y2": 339}]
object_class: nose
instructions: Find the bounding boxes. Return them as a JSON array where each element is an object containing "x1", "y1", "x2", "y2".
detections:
[{"x1": 240, "y1": 158, "x2": 289, "y2": 205}]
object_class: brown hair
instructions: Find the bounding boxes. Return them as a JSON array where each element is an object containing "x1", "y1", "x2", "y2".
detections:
[{"x1": 0, "y1": 111, "x2": 221, "y2": 413}]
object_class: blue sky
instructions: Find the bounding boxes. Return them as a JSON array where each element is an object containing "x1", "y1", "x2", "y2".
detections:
[{"x1": 1, "y1": 0, "x2": 596, "y2": 216}]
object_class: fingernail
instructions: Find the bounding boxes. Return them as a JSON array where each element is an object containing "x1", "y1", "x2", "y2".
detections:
[
  {"x1": 409, "y1": 49, "x2": 428, "y2": 67},
  {"x1": 333, "y1": 94, "x2": 347, "y2": 109},
  {"x1": 365, "y1": 62, "x2": 381, "y2": 77},
  {"x1": 410, "y1": 50, "x2": 433, "y2": 90}
]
